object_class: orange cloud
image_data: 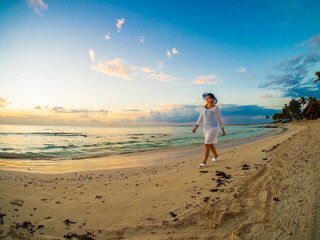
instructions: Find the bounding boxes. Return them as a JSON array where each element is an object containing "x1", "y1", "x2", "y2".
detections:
[
  {"x1": 194, "y1": 74, "x2": 219, "y2": 84},
  {"x1": 0, "y1": 97, "x2": 10, "y2": 108},
  {"x1": 116, "y1": 18, "x2": 125, "y2": 32},
  {"x1": 91, "y1": 58, "x2": 134, "y2": 80},
  {"x1": 89, "y1": 49, "x2": 95, "y2": 62}
]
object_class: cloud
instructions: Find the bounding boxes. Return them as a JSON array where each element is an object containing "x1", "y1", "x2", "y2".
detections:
[
  {"x1": 259, "y1": 50, "x2": 320, "y2": 98},
  {"x1": 244, "y1": 70, "x2": 255, "y2": 80},
  {"x1": 105, "y1": 33, "x2": 111, "y2": 40},
  {"x1": 299, "y1": 32, "x2": 320, "y2": 50},
  {"x1": 139, "y1": 35, "x2": 144, "y2": 43},
  {"x1": 172, "y1": 48, "x2": 179, "y2": 54},
  {"x1": 258, "y1": 94, "x2": 275, "y2": 99},
  {"x1": 157, "y1": 61, "x2": 165, "y2": 69},
  {"x1": 91, "y1": 58, "x2": 134, "y2": 80},
  {"x1": 35, "y1": 106, "x2": 42, "y2": 110},
  {"x1": 89, "y1": 49, "x2": 95, "y2": 62},
  {"x1": 0, "y1": 97, "x2": 10, "y2": 108},
  {"x1": 193, "y1": 74, "x2": 219, "y2": 85},
  {"x1": 140, "y1": 67, "x2": 154, "y2": 73},
  {"x1": 123, "y1": 109, "x2": 141, "y2": 112},
  {"x1": 166, "y1": 49, "x2": 172, "y2": 58},
  {"x1": 237, "y1": 67, "x2": 246, "y2": 72},
  {"x1": 166, "y1": 48, "x2": 179, "y2": 58},
  {"x1": 135, "y1": 104, "x2": 279, "y2": 124},
  {"x1": 136, "y1": 105, "x2": 200, "y2": 123},
  {"x1": 28, "y1": 0, "x2": 48, "y2": 15},
  {"x1": 116, "y1": 18, "x2": 125, "y2": 32},
  {"x1": 51, "y1": 107, "x2": 108, "y2": 115},
  {"x1": 145, "y1": 71, "x2": 181, "y2": 82}
]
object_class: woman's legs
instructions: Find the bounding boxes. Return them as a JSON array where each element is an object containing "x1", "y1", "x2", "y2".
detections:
[
  {"x1": 209, "y1": 144, "x2": 218, "y2": 158},
  {"x1": 202, "y1": 144, "x2": 211, "y2": 164}
]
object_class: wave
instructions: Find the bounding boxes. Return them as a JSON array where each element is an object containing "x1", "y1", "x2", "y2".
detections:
[{"x1": 0, "y1": 132, "x2": 88, "y2": 137}]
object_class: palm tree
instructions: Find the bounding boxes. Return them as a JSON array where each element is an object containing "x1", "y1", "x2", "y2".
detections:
[
  {"x1": 308, "y1": 96, "x2": 319, "y2": 104},
  {"x1": 272, "y1": 113, "x2": 282, "y2": 122},
  {"x1": 314, "y1": 71, "x2": 320, "y2": 84},
  {"x1": 288, "y1": 99, "x2": 300, "y2": 121},
  {"x1": 299, "y1": 96, "x2": 307, "y2": 109},
  {"x1": 282, "y1": 104, "x2": 290, "y2": 120}
]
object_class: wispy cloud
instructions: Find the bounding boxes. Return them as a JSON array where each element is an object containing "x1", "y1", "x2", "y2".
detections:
[
  {"x1": 145, "y1": 71, "x2": 181, "y2": 82},
  {"x1": 193, "y1": 74, "x2": 219, "y2": 85},
  {"x1": 105, "y1": 33, "x2": 111, "y2": 40},
  {"x1": 0, "y1": 97, "x2": 10, "y2": 108},
  {"x1": 157, "y1": 61, "x2": 165, "y2": 69},
  {"x1": 298, "y1": 32, "x2": 320, "y2": 50},
  {"x1": 258, "y1": 94, "x2": 275, "y2": 99},
  {"x1": 140, "y1": 67, "x2": 154, "y2": 73},
  {"x1": 89, "y1": 49, "x2": 95, "y2": 62},
  {"x1": 28, "y1": 0, "x2": 48, "y2": 16},
  {"x1": 51, "y1": 107, "x2": 108, "y2": 115},
  {"x1": 123, "y1": 109, "x2": 141, "y2": 112},
  {"x1": 116, "y1": 18, "x2": 125, "y2": 32},
  {"x1": 139, "y1": 35, "x2": 144, "y2": 43},
  {"x1": 91, "y1": 58, "x2": 134, "y2": 80},
  {"x1": 237, "y1": 67, "x2": 246, "y2": 72},
  {"x1": 166, "y1": 49, "x2": 172, "y2": 58}
]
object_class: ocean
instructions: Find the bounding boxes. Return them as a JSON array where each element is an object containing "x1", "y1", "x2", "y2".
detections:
[{"x1": 0, "y1": 124, "x2": 279, "y2": 161}]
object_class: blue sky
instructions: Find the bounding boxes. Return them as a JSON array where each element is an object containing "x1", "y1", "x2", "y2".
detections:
[{"x1": 0, "y1": 0, "x2": 319, "y2": 126}]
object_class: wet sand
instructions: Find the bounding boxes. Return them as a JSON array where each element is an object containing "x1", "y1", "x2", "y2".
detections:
[{"x1": 0, "y1": 119, "x2": 319, "y2": 239}]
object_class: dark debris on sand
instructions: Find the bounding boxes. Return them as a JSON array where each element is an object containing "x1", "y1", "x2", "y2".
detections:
[
  {"x1": 241, "y1": 164, "x2": 250, "y2": 170},
  {"x1": 215, "y1": 171, "x2": 231, "y2": 179},
  {"x1": 262, "y1": 143, "x2": 281, "y2": 153},
  {"x1": 64, "y1": 219, "x2": 77, "y2": 226},
  {"x1": 0, "y1": 213, "x2": 6, "y2": 224},
  {"x1": 10, "y1": 221, "x2": 40, "y2": 236},
  {"x1": 213, "y1": 171, "x2": 231, "y2": 188},
  {"x1": 169, "y1": 212, "x2": 177, "y2": 218},
  {"x1": 64, "y1": 231, "x2": 95, "y2": 240}
]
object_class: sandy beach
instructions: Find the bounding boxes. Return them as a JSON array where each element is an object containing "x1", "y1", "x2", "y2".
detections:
[{"x1": 0, "y1": 119, "x2": 319, "y2": 239}]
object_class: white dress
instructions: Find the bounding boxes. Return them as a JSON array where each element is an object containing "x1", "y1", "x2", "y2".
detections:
[{"x1": 196, "y1": 105, "x2": 224, "y2": 144}]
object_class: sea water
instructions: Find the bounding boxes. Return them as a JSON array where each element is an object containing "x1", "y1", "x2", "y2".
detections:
[{"x1": 0, "y1": 124, "x2": 278, "y2": 161}]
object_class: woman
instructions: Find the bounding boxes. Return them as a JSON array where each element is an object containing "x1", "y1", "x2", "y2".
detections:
[{"x1": 192, "y1": 93, "x2": 225, "y2": 168}]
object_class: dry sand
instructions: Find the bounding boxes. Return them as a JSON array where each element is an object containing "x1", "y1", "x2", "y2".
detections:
[{"x1": 0, "y1": 119, "x2": 319, "y2": 239}]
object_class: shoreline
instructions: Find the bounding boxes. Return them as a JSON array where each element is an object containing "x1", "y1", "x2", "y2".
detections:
[{"x1": 0, "y1": 125, "x2": 286, "y2": 174}]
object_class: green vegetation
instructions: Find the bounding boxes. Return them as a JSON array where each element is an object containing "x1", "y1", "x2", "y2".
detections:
[
  {"x1": 314, "y1": 71, "x2": 320, "y2": 84},
  {"x1": 272, "y1": 96, "x2": 319, "y2": 123}
]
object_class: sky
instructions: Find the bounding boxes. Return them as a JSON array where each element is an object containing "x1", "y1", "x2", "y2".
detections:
[{"x1": 0, "y1": 0, "x2": 320, "y2": 126}]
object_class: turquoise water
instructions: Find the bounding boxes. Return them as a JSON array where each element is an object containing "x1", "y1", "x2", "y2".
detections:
[{"x1": 0, "y1": 124, "x2": 277, "y2": 161}]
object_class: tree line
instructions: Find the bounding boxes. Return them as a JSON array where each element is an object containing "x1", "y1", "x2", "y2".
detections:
[{"x1": 270, "y1": 96, "x2": 319, "y2": 123}]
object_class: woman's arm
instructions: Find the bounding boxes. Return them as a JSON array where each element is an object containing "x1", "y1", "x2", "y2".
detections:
[
  {"x1": 216, "y1": 106, "x2": 226, "y2": 136},
  {"x1": 192, "y1": 108, "x2": 204, "y2": 133}
]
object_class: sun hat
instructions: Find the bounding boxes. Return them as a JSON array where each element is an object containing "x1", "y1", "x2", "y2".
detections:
[{"x1": 202, "y1": 93, "x2": 218, "y2": 104}]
